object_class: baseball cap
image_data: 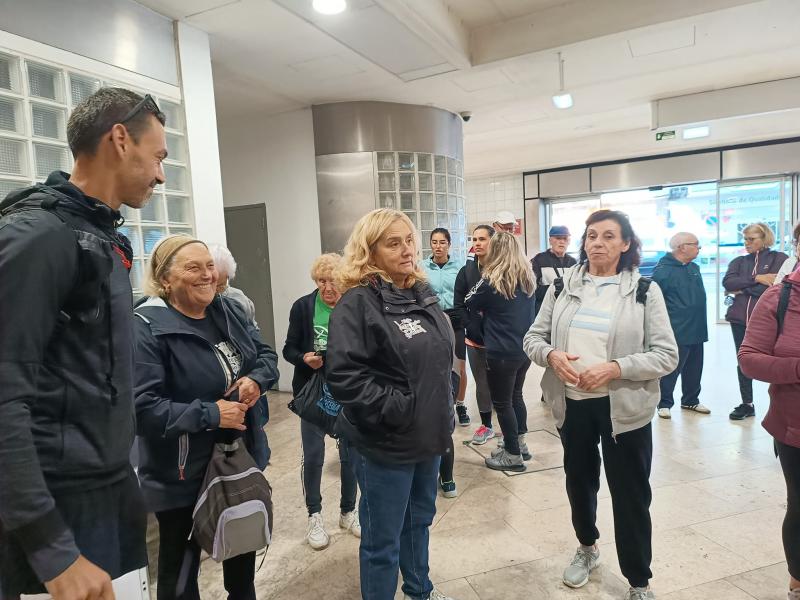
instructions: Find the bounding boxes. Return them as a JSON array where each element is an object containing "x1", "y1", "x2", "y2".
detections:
[
  {"x1": 549, "y1": 225, "x2": 570, "y2": 237},
  {"x1": 494, "y1": 210, "x2": 516, "y2": 225}
]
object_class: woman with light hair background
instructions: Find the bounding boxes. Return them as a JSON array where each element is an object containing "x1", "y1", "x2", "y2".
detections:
[
  {"x1": 208, "y1": 243, "x2": 257, "y2": 327},
  {"x1": 465, "y1": 231, "x2": 536, "y2": 472},
  {"x1": 723, "y1": 222, "x2": 788, "y2": 420},
  {"x1": 325, "y1": 208, "x2": 457, "y2": 600},
  {"x1": 282, "y1": 252, "x2": 360, "y2": 551}
]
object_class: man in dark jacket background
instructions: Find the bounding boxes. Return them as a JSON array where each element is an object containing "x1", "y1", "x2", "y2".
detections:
[
  {"x1": 652, "y1": 232, "x2": 711, "y2": 419},
  {"x1": 0, "y1": 88, "x2": 167, "y2": 599},
  {"x1": 531, "y1": 225, "x2": 577, "y2": 316}
]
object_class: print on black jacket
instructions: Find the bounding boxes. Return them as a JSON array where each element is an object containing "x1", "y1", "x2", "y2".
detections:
[
  {"x1": 453, "y1": 258, "x2": 485, "y2": 345},
  {"x1": 465, "y1": 279, "x2": 536, "y2": 360},
  {"x1": 325, "y1": 278, "x2": 455, "y2": 464},
  {"x1": 0, "y1": 171, "x2": 137, "y2": 584},
  {"x1": 134, "y1": 294, "x2": 279, "y2": 512}
]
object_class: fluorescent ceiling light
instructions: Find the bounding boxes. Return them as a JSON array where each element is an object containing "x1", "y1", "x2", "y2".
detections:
[
  {"x1": 683, "y1": 125, "x2": 710, "y2": 139},
  {"x1": 552, "y1": 93, "x2": 573, "y2": 109},
  {"x1": 313, "y1": 0, "x2": 347, "y2": 15}
]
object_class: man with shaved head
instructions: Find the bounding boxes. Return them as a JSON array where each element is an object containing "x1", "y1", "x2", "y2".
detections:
[{"x1": 652, "y1": 232, "x2": 711, "y2": 418}]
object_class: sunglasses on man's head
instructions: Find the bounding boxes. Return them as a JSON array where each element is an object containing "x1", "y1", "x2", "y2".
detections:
[{"x1": 119, "y1": 94, "x2": 164, "y2": 125}]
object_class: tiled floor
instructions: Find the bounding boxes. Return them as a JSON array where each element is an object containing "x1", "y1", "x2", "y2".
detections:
[{"x1": 189, "y1": 324, "x2": 792, "y2": 599}]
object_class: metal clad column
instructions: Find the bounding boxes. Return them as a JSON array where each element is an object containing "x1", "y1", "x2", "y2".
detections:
[{"x1": 312, "y1": 101, "x2": 465, "y2": 257}]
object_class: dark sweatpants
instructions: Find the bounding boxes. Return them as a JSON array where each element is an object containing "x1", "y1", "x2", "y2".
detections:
[{"x1": 560, "y1": 396, "x2": 653, "y2": 588}]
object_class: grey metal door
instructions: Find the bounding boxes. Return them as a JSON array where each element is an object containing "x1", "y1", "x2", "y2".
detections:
[{"x1": 223, "y1": 204, "x2": 276, "y2": 349}]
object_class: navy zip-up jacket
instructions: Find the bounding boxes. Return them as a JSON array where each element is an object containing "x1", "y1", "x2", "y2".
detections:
[
  {"x1": 465, "y1": 279, "x2": 536, "y2": 360},
  {"x1": 652, "y1": 253, "x2": 708, "y2": 346},
  {"x1": 133, "y1": 295, "x2": 279, "y2": 512}
]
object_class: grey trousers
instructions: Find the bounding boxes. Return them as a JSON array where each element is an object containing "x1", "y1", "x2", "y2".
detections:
[{"x1": 466, "y1": 345, "x2": 492, "y2": 414}]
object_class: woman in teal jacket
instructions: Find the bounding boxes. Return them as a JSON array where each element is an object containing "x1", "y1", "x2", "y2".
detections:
[{"x1": 423, "y1": 228, "x2": 466, "y2": 498}]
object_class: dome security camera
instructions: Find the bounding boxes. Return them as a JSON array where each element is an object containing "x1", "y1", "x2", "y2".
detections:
[{"x1": 459, "y1": 111, "x2": 472, "y2": 122}]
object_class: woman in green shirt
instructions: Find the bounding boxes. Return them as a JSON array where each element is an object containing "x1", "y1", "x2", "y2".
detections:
[{"x1": 283, "y1": 254, "x2": 359, "y2": 550}]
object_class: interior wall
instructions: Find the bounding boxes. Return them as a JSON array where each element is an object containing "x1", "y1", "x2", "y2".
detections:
[
  {"x1": 465, "y1": 173, "x2": 525, "y2": 233},
  {"x1": 176, "y1": 22, "x2": 227, "y2": 247},
  {"x1": 218, "y1": 108, "x2": 322, "y2": 391}
]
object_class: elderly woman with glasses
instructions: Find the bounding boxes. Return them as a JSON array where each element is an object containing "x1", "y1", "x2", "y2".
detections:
[{"x1": 723, "y1": 222, "x2": 788, "y2": 420}]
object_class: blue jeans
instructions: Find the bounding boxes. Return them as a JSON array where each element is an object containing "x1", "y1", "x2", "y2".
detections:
[
  {"x1": 658, "y1": 343, "x2": 704, "y2": 409},
  {"x1": 350, "y1": 447, "x2": 440, "y2": 600}
]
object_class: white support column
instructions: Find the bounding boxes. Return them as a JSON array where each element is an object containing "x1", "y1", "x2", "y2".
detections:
[{"x1": 176, "y1": 21, "x2": 227, "y2": 246}]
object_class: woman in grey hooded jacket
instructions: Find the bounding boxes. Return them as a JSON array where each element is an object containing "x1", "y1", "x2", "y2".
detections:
[{"x1": 523, "y1": 209, "x2": 677, "y2": 600}]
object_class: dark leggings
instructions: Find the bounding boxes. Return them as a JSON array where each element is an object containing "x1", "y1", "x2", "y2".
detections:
[
  {"x1": 439, "y1": 437, "x2": 454, "y2": 482},
  {"x1": 777, "y1": 440, "x2": 800, "y2": 579},
  {"x1": 301, "y1": 419, "x2": 357, "y2": 516},
  {"x1": 155, "y1": 506, "x2": 255, "y2": 600},
  {"x1": 731, "y1": 323, "x2": 754, "y2": 404},
  {"x1": 486, "y1": 357, "x2": 530, "y2": 455}
]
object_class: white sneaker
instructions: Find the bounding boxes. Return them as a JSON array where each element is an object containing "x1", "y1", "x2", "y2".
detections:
[
  {"x1": 339, "y1": 510, "x2": 361, "y2": 538},
  {"x1": 306, "y1": 512, "x2": 329, "y2": 550},
  {"x1": 403, "y1": 588, "x2": 455, "y2": 600},
  {"x1": 657, "y1": 408, "x2": 671, "y2": 419},
  {"x1": 681, "y1": 403, "x2": 711, "y2": 414}
]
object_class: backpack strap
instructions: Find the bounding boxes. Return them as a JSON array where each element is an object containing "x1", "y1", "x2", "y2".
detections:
[
  {"x1": 553, "y1": 277, "x2": 564, "y2": 298},
  {"x1": 776, "y1": 280, "x2": 793, "y2": 336},
  {"x1": 636, "y1": 277, "x2": 652, "y2": 305}
]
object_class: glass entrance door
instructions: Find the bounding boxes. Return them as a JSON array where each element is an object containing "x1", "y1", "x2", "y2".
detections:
[
  {"x1": 545, "y1": 177, "x2": 794, "y2": 322},
  {"x1": 716, "y1": 178, "x2": 792, "y2": 321}
]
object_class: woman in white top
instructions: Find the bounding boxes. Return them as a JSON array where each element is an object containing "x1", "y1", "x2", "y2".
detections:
[{"x1": 524, "y1": 209, "x2": 677, "y2": 600}]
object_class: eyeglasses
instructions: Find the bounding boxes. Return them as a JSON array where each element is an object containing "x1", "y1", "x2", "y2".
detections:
[
  {"x1": 119, "y1": 94, "x2": 164, "y2": 125},
  {"x1": 680, "y1": 242, "x2": 701, "y2": 249}
]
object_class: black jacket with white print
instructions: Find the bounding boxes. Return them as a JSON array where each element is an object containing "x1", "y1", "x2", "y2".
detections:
[{"x1": 326, "y1": 277, "x2": 454, "y2": 464}]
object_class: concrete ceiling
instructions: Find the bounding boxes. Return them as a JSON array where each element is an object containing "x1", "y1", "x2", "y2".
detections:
[{"x1": 138, "y1": 0, "x2": 800, "y2": 177}]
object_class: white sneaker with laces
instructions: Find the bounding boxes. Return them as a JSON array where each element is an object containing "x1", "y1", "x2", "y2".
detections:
[
  {"x1": 339, "y1": 510, "x2": 361, "y2": 538},
  {"x1": 625, "y1": 587, "x2": 655, "y2": 599},
  {"x1": 306, "y1": 512, "x2": 329, "y2": 550},
  {"x1": 657, "y1": 408, "x2": 671, "y2": 419}
]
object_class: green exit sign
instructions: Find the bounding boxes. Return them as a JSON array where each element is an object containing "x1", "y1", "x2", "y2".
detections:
[{"x1": 656, "y1": 130, "x2": 676, "y2": 141}]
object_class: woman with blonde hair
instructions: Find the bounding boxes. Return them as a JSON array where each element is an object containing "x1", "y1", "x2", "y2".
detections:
[
  {"x1": 465, "y1": 231, "x2": 536, "y2": 472},
  {"x1": 283, "y1": 252, "x2": 359, "y2": 550},
  {"x1": 326, "y1": 208, "x2": 456, "y2": 600},
  {"x1": 723, "y1": 222, "x2": 788, "y2": 420}
]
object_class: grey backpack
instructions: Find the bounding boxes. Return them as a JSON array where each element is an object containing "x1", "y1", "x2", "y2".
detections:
[{"x1": 191, "y1": 439, "x2": 273, "y2": 562}]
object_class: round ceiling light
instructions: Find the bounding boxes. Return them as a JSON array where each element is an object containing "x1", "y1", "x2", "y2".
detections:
[{"x1": 313, "y1": 0, "x2": 347, "y2": 15}]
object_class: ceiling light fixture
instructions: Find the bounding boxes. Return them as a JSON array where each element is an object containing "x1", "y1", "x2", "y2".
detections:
[
  {"x1": 552, "y1": 52, "x2": 573, "y2": 109},
  {"x1": 312, "y1": 0, "x2": 347, "y2": 15},
  {"x1": 682, "y1": 125, "x2": 710, "y2": 139}
]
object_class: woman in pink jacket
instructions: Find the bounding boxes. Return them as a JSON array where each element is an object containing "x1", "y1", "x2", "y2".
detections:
[{"x1": 738, "y1": 268, "x2": 800, "y2": 600}]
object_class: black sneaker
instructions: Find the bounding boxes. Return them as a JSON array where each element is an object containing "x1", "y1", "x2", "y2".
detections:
[
  {"x1": 456, "y1": 404, "x2": 470, "y2": 427},
  {"x1": 729, "y1": 403, "x2": 755, "y2": 420}
]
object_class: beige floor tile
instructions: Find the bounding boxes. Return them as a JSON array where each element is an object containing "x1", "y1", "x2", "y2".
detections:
[
  {"x1": 690, "y1": 507, "x2": 787, "y2": 569},
  {"x1": 465, "y1": 556, "x2": 629, "y2": 599},
  {"x1": 504, "y1": 500, "x2": 617, "y2": 558},
  {"x1": 433, "y1": 481, "x2": 532, "y2": 533},
  {"x1": 726, "y1": 562, "x2": 793, "y2": 600},
  {"x1": 649, "y1": 482, "x2": 742, "y2": 531},
  {"x1": 660, "y1": 579, "x2": 756, "y2": 599},
  {"x1": 428, "y1": 519, "x2": 545, "y2": 582},
  {"x1": 687, "y1": 466, "x2": 786, "y2": 512},
  {"x1": 606, "y1": 527, "x2": 748, "y2": 594},
  {"x1": 431, "y1": 578, "x2": 481, "y2": 600}
]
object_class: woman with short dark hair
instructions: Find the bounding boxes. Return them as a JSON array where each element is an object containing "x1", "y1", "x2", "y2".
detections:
[{"x1": 524, "y1": 209, "x2": 678, "y2": 600}]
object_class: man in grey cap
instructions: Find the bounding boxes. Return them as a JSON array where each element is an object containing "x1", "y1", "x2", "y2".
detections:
[{"x1": 531, "y1": 225, "x2": 577, "y2": 316}]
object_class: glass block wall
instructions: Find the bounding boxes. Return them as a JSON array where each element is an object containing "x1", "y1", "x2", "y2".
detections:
[
  {"x1": 0, "y1": 49, "x2": 192, "y2": 296},
  {"x1": 375, "y1": 151, "x2": 467, "y2": 263}
]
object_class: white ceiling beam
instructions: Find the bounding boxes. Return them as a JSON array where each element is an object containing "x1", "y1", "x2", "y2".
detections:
[
  {"x1": 374, "y1": 0, "x2": 471, "y2": 69},
  {"x1": 652, "y1": 76, "x2": 800, "y2": 129},
  {"x1": 470, "y1": 0, "x2": 762, "y2": 66}
]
